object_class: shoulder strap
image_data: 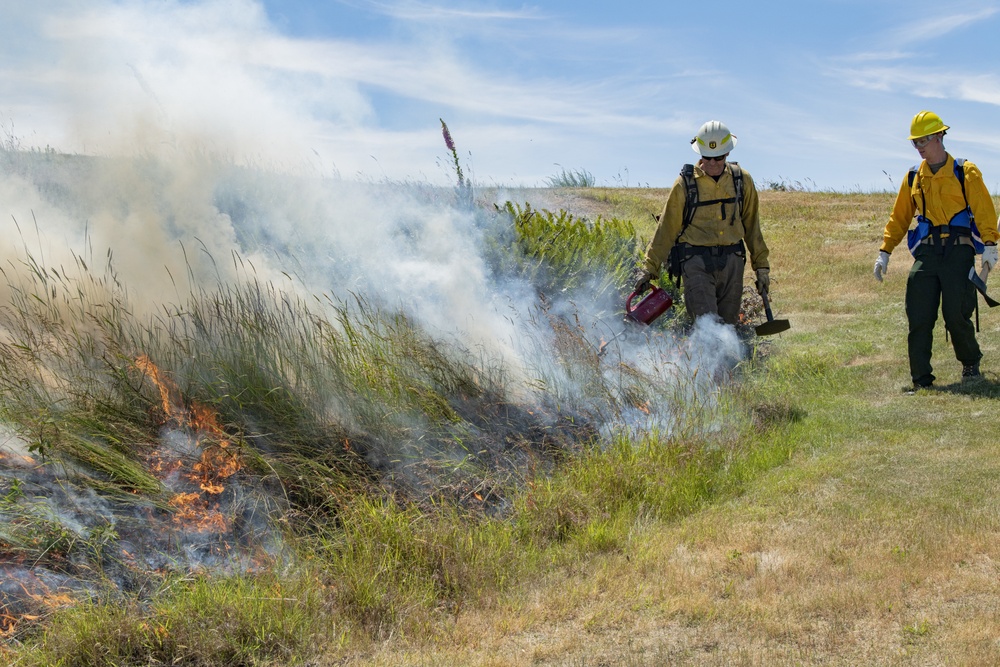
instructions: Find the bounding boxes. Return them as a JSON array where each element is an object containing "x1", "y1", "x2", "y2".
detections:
[
  {"x1": 954, "y1": 157, "x2": 974, "y2": 224},
  {"x1": 680, "y1": 162, "x2": 745, "y2": 228},
  {"x1": 681, "y1": 163, "x2": 698, "y2": 229},
  {"x1": 909, "y1": 159, "x2": 973, "y2": 222},
  {"x1": 729, "y1": 162, "x2": 744, "y2": 219},
  {"x1": 909, "y1": 159, "x2": 967, "y2": 193},
  {"x1": 954, "y1": 157, "x2": 967, "y2": 198}
]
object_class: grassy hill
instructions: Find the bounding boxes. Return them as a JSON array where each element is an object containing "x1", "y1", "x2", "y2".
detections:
[{"x1": 3, "y1": 159, "x2": 1000, "y2": 666}]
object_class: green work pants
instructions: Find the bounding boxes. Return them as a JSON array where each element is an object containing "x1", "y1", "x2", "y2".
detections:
[
  {"x1": 905, "y1": 244, "x2": 980, "y2": 385},
  {"x1": 682, "y1": 251, "x2": 745, "y2": 326}
]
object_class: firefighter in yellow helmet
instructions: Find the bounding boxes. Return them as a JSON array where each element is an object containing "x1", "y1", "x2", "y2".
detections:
[
  {"x1": 633, "y1": 120, "x2": 771, "y2": 327},
  {"x1": 874, "y1": 111, "x2": 1000, "y2": 390}
]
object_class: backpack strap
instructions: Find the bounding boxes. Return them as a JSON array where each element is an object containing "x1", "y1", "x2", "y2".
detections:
[
  {"x1": 909, "y1": 159, "x2": 969, "y2": 209},
  {"x1": 668, "y1": 163, "x2": 745, "y2": 287},
  {"x1": 680, "y1": 162, "x2": 744, "y2": 229},
  {"x1": 729, "y1": 162, "x2": 744, "y2": 222},
  {"x1": 954, "y1": 158, "x2": 969, "y2": 214},
  {"x1": 906, "y1": 157, "x2": 975, "y2": 221},
  {"x1": 681, "y1": 163, "x2": 698, "y2": 229}
]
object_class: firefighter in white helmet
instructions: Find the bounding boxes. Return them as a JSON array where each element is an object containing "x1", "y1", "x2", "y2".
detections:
[
  {"x1": 874, "y1": 111, "x2": 999, "y2": 390},
  {"x1": 634, "y1": 120, "x2": 771, "y2": 328}
]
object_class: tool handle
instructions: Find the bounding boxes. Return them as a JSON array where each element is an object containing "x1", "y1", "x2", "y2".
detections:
[
  {"x1": 761, "y1": 290, "x2": 775, "y2": 322},
  {"x1": 625, "y1": 291, "x2": 640, "y2": 315}
]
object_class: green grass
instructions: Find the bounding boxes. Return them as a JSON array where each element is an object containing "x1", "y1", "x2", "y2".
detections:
[
  {"x1": 0, "y1": 171, "x2": 778, "y2": 664},
  {"x1": 8, "y1": 173, "x2": 992, "y2": 665},
  {"x1": 15, "y1": 571, "x2": 338, "y2": 666},
  {"x1": 544, "y1": 168, "x2": 596, "y2": 188}
]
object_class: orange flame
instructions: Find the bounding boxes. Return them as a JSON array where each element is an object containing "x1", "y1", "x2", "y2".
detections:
[
  {"x1": 135, "y1": 354, "x2": 179, "y2": 422},
  {"x1": 0, "y1": 580, "x2": 75, "y2": 639},
  {"x1": 21, "y1": 585, "x2": 74, "y2": 609},
  {"x1": 169, "y1": 493, "x2": 229, "y2": 533},
  {"x1": 134, "y1": 355, "x2": 243, "y2": 532},
  {"x1": 0, "y1": 612, "x2": 17, "y2": 638}
]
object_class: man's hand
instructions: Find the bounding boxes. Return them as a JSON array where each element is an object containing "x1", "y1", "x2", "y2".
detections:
[
  {"x1": 874, "y1": 251, "x2": 890, "y2": 282},
  {"x1": 755, "y1": 268, "x2": 770, "y2": 295},
  {"x1": 632, "y1": 269, "x2": 654, "y2": 294}
]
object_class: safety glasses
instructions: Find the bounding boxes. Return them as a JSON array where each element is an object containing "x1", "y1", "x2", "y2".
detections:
[
  {"x1": 911, "y1": 135, "x2": 937, "y2": 149},
  {"x1": 702, "y1": 154, "x2": 727, "y2": 162}
]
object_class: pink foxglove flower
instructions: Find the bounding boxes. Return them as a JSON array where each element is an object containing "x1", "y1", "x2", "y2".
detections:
[{"x1": 440, "y1": 119, "x2": 456, "y2": 153}]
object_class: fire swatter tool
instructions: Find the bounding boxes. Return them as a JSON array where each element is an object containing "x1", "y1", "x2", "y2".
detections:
[
  {"x1": 755, "y1": 290, "x2": 790, "y2": 336},
  {"x1": 969, "y1": 267, "x2": 1000, "y2": 307}
]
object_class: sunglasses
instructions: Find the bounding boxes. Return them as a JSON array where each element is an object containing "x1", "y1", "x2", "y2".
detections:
[
  {"x1": 911, "y1": 135, "x2": 937, "y2": 149},
  {"x1": 702, "y1": 154, "x2": 727, "y2": 162}
]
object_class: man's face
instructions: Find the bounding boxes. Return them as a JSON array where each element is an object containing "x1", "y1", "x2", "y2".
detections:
[
  {"x1": 699, "y1": 153, "x2": 728, "y2": 177},
  {"x1": 913, "y1": 133, "x2": 946, "y2": 163}
]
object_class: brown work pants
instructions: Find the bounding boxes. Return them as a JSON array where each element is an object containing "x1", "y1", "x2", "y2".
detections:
[{"x1": 681, "y1": 251, "x2": 745, "y2": 326}]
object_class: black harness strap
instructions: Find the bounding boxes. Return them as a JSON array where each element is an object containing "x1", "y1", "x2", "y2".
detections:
[
  {"x1": 681, "y1": 163, "x2": 744, "y2": 228},
  {"x1": 668, "y1": 163, "x2": 745, "y2": 287},
  {"x1": 908, "y1": 158, "x2": 972, "y2": 255}
]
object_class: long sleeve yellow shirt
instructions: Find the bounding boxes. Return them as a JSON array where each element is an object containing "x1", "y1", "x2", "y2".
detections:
[
  {"x1": 880, "y1": 155, "x2": 999, "y2": 253},
  {"x1": 643, "y1": 163, "x2": 769, "y2": 276}
]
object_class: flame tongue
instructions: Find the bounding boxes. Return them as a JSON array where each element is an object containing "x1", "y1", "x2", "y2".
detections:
[
  {"x1": 169, "y1": 493, "x2": 229, "y2": 533},
  {"x1": 134, "y1": 355, "x2": 242, "y2": 532}
]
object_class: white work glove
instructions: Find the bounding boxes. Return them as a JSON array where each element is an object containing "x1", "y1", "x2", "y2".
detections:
[
  {"x1": 982, "y1": 244, "x2": 998, "y2": 281},
  {"x1": 874, "y1": 251, "x2": 890, "y2": 282},
  {"x1": 755, "y1": 268, "x2": 770, "y2": 295}
]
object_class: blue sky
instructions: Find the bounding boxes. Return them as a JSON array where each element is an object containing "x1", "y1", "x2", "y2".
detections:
[{"x1": 3, "y1": 0, "x2": 1000, "y2": 191}]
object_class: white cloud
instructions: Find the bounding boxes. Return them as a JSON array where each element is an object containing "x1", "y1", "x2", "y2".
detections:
[
  {"x1": 832, "y1": 65, "x2": 1000, "y2": 108},
  {"x1": 345, "y1": 0, "x2": 546, "y2": 23},
  {"x1": 0, "y1": 0, "x2": 695, "y2": 185},
  {"x1": 882, "y1": 7, "x2": 999, "y2": 48}
]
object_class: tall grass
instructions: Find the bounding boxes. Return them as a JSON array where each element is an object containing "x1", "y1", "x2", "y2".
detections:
[
  {"x1": 545, "y1": 167, "x2": 596, "y2": 188},
  {"x1": 0, "y1": 167, "x2": 772, "y2": 664}
]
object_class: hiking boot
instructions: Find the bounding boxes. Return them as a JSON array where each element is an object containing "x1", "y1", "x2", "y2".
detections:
[{"x1": 962, "y1": 363, "x2": 982, "y2": 383}]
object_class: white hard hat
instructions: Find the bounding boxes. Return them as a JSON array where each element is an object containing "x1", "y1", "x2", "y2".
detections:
[{"x1": 691, "y1": 120, "x2": 736, "y2": 157}]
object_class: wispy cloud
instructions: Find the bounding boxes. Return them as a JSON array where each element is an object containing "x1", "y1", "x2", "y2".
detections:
[
  {"x1": 0, "y1": 0, "x2": 676, "y2": 180},
  {"x1": 882, "y1": 7, "x2": 999, "y2": 48},
  {"x1": 833, "y1": 65, "x2": 1000, "y2": 108},
  {"x1": 342, "y1": 0, "x2": 545, "y2": 22},
  {"x1": 6, "y1": 0, "x2": 1000, "y2": 190}
]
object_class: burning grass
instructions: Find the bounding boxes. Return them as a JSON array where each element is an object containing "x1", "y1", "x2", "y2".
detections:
[{"x1": 0, "y1": 156, "x2": 771, "y2": 663}]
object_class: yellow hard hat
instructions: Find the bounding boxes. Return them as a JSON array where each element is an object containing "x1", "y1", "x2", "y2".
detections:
[{"x1": 909, "y1": 111, "x2": 949, "y2": 140}]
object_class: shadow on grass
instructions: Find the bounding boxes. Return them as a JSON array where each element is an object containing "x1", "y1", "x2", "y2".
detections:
[{"x1": 924, "y1": 373, "x2": 1000, "y2": 399}]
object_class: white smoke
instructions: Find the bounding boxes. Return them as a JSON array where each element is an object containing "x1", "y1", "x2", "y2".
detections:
[{"x1": 0, "y1": 2, "x2": 759, "y2": 631}]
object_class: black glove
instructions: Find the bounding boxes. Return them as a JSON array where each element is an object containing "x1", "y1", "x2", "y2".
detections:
[
  {"x1": 755, "y1": 268, "x2": 770, "y2": 295},
  {"x1": 632, "y1": 269, "x2": 654, "y2": 294}
]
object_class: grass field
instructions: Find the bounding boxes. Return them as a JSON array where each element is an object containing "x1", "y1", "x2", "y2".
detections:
[
  {"x1": 3, "y1": 158, "x2": 1000, "y2": 666},
  {"x1": 332, "y1": 188, "x2": 1000, "y2": 666}
]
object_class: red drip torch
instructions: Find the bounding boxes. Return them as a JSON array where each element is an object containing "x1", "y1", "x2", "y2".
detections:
[{"x1": 624, "y1": 286, "x2": 673, "y2": 324}]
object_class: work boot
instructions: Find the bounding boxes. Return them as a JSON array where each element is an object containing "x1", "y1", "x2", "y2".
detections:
[{"x1": 962, "y1": 362, "x2": 982, "y2": 383}]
